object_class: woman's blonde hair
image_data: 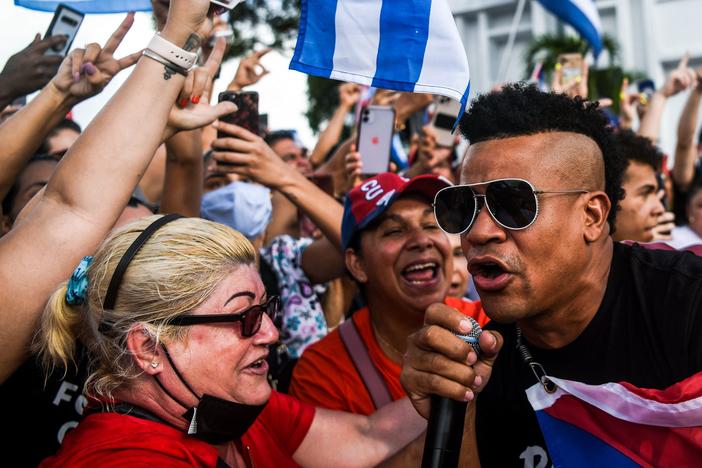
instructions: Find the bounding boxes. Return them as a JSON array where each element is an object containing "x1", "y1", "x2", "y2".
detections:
[{"x1": 33, "y1": 216, "x2": 256, "y2": 400}]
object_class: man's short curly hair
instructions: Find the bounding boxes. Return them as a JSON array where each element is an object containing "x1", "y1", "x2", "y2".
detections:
[
  {"x1": 459, "y1": 82, "x2": 625, "y2": 232},
  {"x1": 612, "y1": 129, "x2": 663, "y2": 173}
]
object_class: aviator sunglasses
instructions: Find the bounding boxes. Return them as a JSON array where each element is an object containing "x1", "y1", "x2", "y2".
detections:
[
  {"x1": 433, "y1": 178, "x2": 589, "y2": 235},
  {"x1": 168, "y1": 296, "x2": 281, "y2": 338}
]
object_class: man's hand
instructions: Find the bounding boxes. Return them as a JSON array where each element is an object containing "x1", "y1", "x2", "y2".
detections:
[
  {"x1": 339, "y1": 83, "x2": 362, "y2": 110},
  {"x1": 228, "y1": 48, "x2": 272, "y2": 91},
  {"x1": 401, "y1": 303, "x2": 502, "y2": 419},
  {"x1": 651, "y1": 208, "x2": 675, "y2": 242},
  {"x1": 0, "y1": 34, "x2": 67, "y2": 103},
  {"x1": 211, "y1": 121, "x2": 294, "y2": 189},
  {"x1": 618, "y1": 78, "x2": 641, "y2": 130},
  {"x1": 660, "y1": 54, "x2": 698, "y2": 98},
  {"x1": 51, "y1": 13, "x2": 141, "y2": 104}
]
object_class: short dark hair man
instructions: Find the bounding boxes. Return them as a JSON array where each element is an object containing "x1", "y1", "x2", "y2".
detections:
[
  {"x1": 611, "y1": 130, "x2": 668, "y2": 242},
  {"x1": 400, "y1": 84, "x2": 702, "y2": 466}
]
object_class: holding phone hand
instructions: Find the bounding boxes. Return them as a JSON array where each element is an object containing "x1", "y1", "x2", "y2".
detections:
[{"x1": 0, "y1": 35, "x2": 66, "y2": 105}]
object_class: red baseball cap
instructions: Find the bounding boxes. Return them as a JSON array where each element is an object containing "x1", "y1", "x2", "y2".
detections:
[{"x1": 341, "y1": 172, "x2": 452, "y2": 250}]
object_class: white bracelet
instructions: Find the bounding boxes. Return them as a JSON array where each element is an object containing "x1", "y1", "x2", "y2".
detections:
[{"x1": 147, "y1": 33, "x2": 198, "y2": 71}]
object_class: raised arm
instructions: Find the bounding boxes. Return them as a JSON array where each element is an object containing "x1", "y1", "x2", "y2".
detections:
[
  {"x1": 308, "y1": 83, "x2": 361, "y2": 168},
  {"x1": 0, "y1": 17, "x2": 140, "y2": 201},
  {"x1": 212, "y1": 121, "x2": 343, "y2": 249},
  {"x1": 672, "y1": 69, "x2": 702, "y2": 191},
  {"x1": 639, "y1": 55, "x2": 697, "y2": 143},
  {"x1": 0, "y1": 0, "x2": 233, "y2": 383},
  {"x1": 160, "y1": 38, "x2": 228, "y2": 216}
]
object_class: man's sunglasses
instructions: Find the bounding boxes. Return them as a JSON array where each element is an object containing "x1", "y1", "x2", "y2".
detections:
[
  {"x1": 433, "y1": 178, "x2": 588, "y2": 235},
  {"x1": 168, "y1": 296, "x2": 280, "y2": 338}
]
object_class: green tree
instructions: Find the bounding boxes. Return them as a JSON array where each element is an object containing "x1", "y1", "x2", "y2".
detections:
[{"x1": 225, "y1": 0, "x2": 300, "y2": 58}]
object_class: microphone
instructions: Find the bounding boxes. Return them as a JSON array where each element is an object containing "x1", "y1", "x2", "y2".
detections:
[{"x1": 421, "y1": 316, "x2": 482, "y2": 468}]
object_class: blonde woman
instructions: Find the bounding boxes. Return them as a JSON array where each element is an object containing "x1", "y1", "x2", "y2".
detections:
[{"x1": 37, "y1": 216, "x2": 424, "y2": 467}]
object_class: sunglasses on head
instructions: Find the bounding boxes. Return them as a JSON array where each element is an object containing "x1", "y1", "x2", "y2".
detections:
[
  {"x1": 433, "y1": 178, "x2": 588, "y2": 235},
  {"x1": 168, "y1": 296, "x2": 280, "y2": 338}
]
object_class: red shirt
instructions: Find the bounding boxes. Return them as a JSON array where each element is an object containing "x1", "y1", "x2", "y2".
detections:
[
  {"x1": 289, "y1": 297, "x2": 488, "y2": 415},
  {"x1": 41, "y1": 391, "x2": 315, "y2": 467}
]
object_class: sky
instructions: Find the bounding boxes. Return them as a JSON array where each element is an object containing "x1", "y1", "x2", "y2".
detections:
[{"x1": 0, "y1": 0, "x2": 315, "y2": 146}]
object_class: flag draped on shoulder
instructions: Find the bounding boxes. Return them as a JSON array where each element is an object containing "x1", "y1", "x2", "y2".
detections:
[
  {"x1": 526, "y1": 372, "x2": 702, "y2": 467},
  {"x1": 290, "y1": 0, "x2": 471, "y2": 116},
  {"x1": 14, "y1": 0, "x2": 152, "y2": 13},
  {"x1": 537, "y1": 0, "x2": 603, "y2": 57}
]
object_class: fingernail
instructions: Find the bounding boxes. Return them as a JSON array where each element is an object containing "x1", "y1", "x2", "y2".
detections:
[
  {"x1": 212, "y1": 120, "x2": 219, "y2": 128},
  {"x1": 82, "y1": 63, "x2": 97, "y2": 76},
  {"x1": 73, "y1": 72, "x2": 80, "y2": 82},
  {"x1": 191, "y1": 96, "x2": 201, "y2": 104},
  {"x1": 555, "y1": 63, "x2": 562, "y2": 71},
  {"x1": 458, "y1": 319, "x2": 472, "y2": 334},
  {"x1": 464, "y1": 390, "x2": 474, "y2": 402},
  {"x1": 179, "y1": 98, "x2": 188, "y2": 108},
  {"x1": 474, "y1": 376, "x2": 483, "y2": 387},
  {"x1": 619, "y1": 91, "x2": 626, "y2": 101}
]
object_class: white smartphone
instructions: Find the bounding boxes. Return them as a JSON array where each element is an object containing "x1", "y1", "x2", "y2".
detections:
[
  {"x1": 357, "y1": 106, "x2": 395, "y2": 175},
  {"x1": 429, "y1": 96, "x2": 461, "y2": 147},
  {"x1": 44, "y1": 3, "x2": 84, "y2": 57},
  {"x1": 210, "y1": 0, "x2": 244, "y2": 10}
]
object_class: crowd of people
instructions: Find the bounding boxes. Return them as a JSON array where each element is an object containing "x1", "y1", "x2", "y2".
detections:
[{"x1": 0, "y1": 0, "x2": 701, "y2": 466}]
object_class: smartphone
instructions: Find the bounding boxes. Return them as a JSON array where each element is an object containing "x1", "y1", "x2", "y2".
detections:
[
  {"x1": 557, "y1": 53, "x2": 583, "y2": 88},
  {"x1": 357, "y1": 106, "x2": 395, "y2": 175},
  {"x1": 44, "y1": 4, "x2": 84, "y2": 57},
  {"x1": 429, "y1": 96, "x2": 462, "y2": 147},
  {"x1": 217, "y1": 91, "x2": 260, "y2": 138}
]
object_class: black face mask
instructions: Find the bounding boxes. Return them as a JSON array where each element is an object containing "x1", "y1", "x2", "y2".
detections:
[{"x1": 156, "y1": 345, "x2": 268, "y2": 445}]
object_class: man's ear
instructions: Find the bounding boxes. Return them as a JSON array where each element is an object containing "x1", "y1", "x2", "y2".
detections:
[
  {"x1": 583, "y1": 191, "x2": 611, "y2": 242},
  {"x1": 126, "y1": 324, "x2": 162, "y2": 375},
  {"x1": 345, "y1": 247, "x2": 368, "y2": 284}
]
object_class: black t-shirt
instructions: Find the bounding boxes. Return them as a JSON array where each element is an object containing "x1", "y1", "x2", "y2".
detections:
[
  {"x1": 475, "y1": 242, "x2": 702, "y2": 468},
  {"x1": 0, "y1": 347, "x2": 89, "y2": 466}
]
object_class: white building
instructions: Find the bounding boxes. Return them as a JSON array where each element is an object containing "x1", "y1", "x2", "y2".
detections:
[{"x1": 450, "y1": 0, "x2": 702, "y2": 156}]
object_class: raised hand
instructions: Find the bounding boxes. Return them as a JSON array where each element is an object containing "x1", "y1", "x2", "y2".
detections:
[
  {"x1": 0, "y1": 34, "x2": 67, "y2": 104},
  {"x1": 166, "y1": 38, "x2": 236, "y2": 137},
  {"x1": 618, "y1": 78, "x2": 641, "y2": 129},
  {"x1": 660, "y1": 54, "x2": 698, "y2": 98},
  {"x1": 338, "y1": 83, "x2": 362, "y2": 110},
  {"x1": 50, "y1": 13, "x2": 141, "y2": 104},
  {"x1": 552, "y1": 59, "x2": 589, "y2": 99},
  {"x1": 228, "y1": 48, "x2": 273, "y2": 91}
]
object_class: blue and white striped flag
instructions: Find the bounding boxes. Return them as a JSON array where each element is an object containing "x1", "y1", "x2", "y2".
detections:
[
  {"x1": 537, "y1": 0, "x2": 603, "y2": 57},
  {"x1": 290, "y1": 0, "x2": 471, "y2": 116},
  {"x1": 15, "y1": 0, "x2": 152, "y2": 13}
]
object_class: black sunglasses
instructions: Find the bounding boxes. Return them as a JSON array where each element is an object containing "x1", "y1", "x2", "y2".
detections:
[
  {"x1": 168, "y1": 296, "x2": 280, "y2": 338},
  {"x1": 434, "y1": 178, "x2": 588, "y2": 235}
]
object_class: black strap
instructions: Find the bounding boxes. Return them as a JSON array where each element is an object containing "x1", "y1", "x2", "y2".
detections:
[
  {"x1": 103, "y1": 214, "x2": 183, "y2": 310},
  {"x1": 338, "y1": 319, "x2": 392, "y2": 410}
]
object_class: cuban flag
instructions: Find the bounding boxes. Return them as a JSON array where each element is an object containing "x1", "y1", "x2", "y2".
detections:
[
  {"x1": 290, "y1": 0, "x2": 471, "y2": 120},
  {"x1": 537, "y1": 0, "x2": 603, "y2": 57},
  {"x1": 526, "y1": 372, "x2": 702, "y2": 466},
  {"x1": 14, "y1": 0, "x2": 152, "y2": 13}
]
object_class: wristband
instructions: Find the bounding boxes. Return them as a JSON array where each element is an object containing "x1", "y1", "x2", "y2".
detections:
[
  {"x1": 147, "y1": 33, "x2": 198, "y2": 71},
  {"x1": 142, "y1": 49, "x2": 189, "y2": 77}
]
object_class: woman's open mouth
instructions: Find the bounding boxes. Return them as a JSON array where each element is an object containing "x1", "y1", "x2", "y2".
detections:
[
  {"x1": 243, "y1": 357, "x2": 269, "y2": 376},
  {"x1": 400, "y1": 261, "x2": 442, "y2": 289}
]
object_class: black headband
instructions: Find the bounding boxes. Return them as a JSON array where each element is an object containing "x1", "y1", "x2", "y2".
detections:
[{"x1": 102, "y1": 214, "x2": 183, "y2": 311}]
